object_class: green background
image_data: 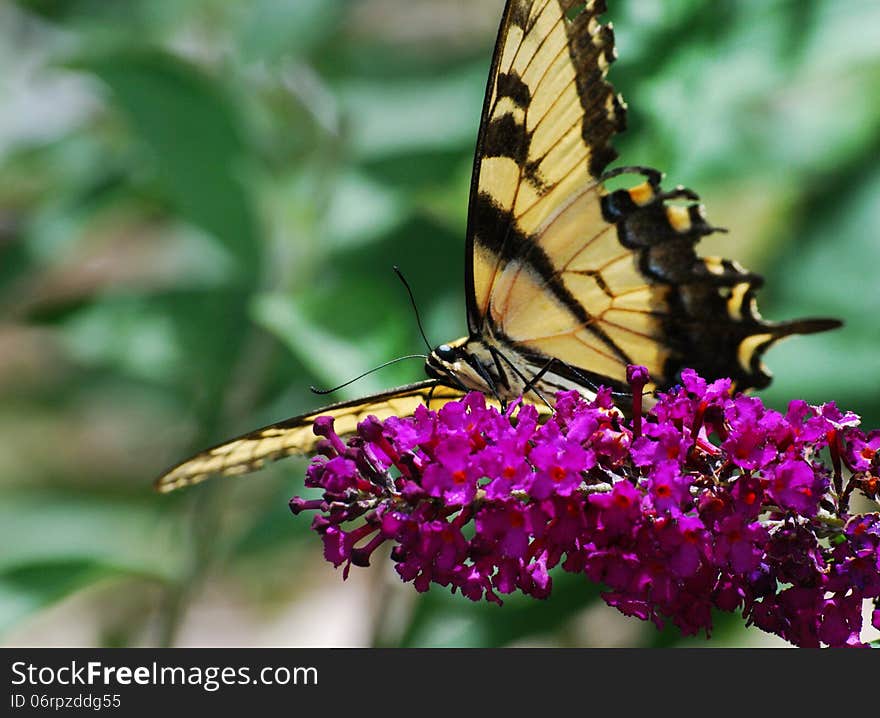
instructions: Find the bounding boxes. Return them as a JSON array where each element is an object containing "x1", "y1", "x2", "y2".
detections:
[{"x1": 1, "y1": 0, "x2": 878, "y2": 647}]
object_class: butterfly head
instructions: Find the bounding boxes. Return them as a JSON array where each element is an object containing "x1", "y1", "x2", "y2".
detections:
[
  {"x1": 426, "y1": 339, "x2": 465, "y2": 378},
  {"x1": 425, "y1": 337, "x2": 489, "y2": 393}
]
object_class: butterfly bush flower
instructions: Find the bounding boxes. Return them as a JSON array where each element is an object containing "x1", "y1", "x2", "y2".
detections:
[{"x1": 290, "y1": 367, "x2": 880, "y2": 647}]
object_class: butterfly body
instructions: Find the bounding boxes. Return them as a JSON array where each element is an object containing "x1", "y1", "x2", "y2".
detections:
[
  {"x1": 427, "y1": 332, "x2": 600, "y2": 411},
  {"x1": 154, "y1": 0, "x2": 840, "y2": 494}
]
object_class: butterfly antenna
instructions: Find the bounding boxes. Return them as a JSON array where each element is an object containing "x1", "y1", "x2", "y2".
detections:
[
  {"x1": 393, "y1": 265, "x2": 433, "y2": 353},
  {"x1": 310, "y1": 354, "x2": 428, "y2": 395}
]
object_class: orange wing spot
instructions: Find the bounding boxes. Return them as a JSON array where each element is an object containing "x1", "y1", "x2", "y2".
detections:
[
  {"x1": 666, "y1": 205, "x2": 692, "y2": 233},
  {"x1": 627, "y1": 181, "x2": 655, "y2": 207}
]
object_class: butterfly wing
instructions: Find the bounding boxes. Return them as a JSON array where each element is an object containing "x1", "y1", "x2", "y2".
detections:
[
  {"x1": 466, "y1": 0, "x2": 839, "y2": 394},
  {"x1": 155, "y1": 381, "x2": 463, "y2": 493},
  {"x1": 156, "y1": 0, "x2": 840, "y2": 494}
]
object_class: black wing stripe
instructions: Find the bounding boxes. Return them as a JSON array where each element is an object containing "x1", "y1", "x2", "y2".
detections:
[
  {"x1": 564, "y1": 3, "x2": 626, "y2": 175},
  {"x1": 473, "y1": 192, "x2": 634, "y2": 367}
]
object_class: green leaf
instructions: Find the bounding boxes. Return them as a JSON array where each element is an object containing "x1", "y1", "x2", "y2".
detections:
[
  {"x1": 338, "y1": 65, "x2": 486, "y2": 160},
  {"x1": 59, "y1": 297, "x2": 182, "y2": 384},
  {"x1": 238, "y1": 0, "x2": 343, "y2": 62},
  {"x1": 324, "y1": 171, "x2": 409, "y2": 249},
  {"x1": 0, "y1": 560, "x2": 118, "y2": 634},
  {"x1": 12, "y1": 0, "x2": 92, "y2": 21},
  {"x1": 71, "y1": 50, "x2": 261, "y2": 279},
  {"x1": 0, "y1": 490, "x2": 187, "y2": 635},
  {"x1": 0, "y1": 491, "x2": 185, "y2": 580},
  {"x1": 251, "y1": 293, "x2": 390, "y2": 398}
]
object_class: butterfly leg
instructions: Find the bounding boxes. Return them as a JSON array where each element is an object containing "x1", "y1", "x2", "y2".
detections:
[
  {"x1": 521, "y1": 357, "x2": 557, "y2": 397},
  {"x1": 493, "y1": 350, "x2": 553, "y2": 411},
  {"x1": 488, "y1": 346, "x2": 512, "y2": 392},
  {"x1": 463, "y1": 352, "x2": 505, "y2": 408},
  {"x1": 527, "y1": 357, "x2": 641, "y2": 407}
]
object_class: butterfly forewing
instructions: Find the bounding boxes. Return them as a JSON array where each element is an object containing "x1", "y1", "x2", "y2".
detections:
[
  {"x1": 155, "y1": 382, "x2": 463, "y2": 493},
  {"x1": 467, "y1": 0, "x2": 624, "y2": 330}
]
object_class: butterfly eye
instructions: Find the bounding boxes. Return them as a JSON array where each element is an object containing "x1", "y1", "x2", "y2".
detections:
[{"x1": 435, "y1": 344, "x2": 457, "y2": 363}]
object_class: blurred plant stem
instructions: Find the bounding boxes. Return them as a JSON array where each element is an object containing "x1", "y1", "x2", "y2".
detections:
[{"x1": 156, "y1": 325, "x2": 278, "y2": 647}]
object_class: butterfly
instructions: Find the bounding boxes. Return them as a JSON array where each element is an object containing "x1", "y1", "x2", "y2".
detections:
[{"x1": 155, "y1": 0, "x2": 839, "y2": 493}]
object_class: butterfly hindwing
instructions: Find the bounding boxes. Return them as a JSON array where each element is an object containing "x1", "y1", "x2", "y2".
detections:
[
  {"x1": 155, "y1": 382, "x2": 464, "y2": 493},
  {"x1": 597, "y1": 178, "x2": 841, "y2": 390}
]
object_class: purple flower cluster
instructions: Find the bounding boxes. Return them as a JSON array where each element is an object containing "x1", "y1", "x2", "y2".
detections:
[{"x1": 290, "y1": 367, "x2": 880, "y2": 647}]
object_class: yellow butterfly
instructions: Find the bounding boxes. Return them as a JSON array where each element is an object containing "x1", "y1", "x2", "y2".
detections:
[{"x1": 155, "y1": 0, "x2": 838, "y2": 493}]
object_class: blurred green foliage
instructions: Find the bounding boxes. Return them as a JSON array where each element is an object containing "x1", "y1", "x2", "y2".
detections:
[{"x1": 1, "y1": 0, "x2": 878, "y2": 647}]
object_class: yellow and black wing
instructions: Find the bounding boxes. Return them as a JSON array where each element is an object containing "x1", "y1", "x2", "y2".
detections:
[
  {"x1": 155, "y1": 382, "x2": 463, "y2": 493},
  {"x1": 465, "y1": 0, "x2": 839, "y2": 394}
]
